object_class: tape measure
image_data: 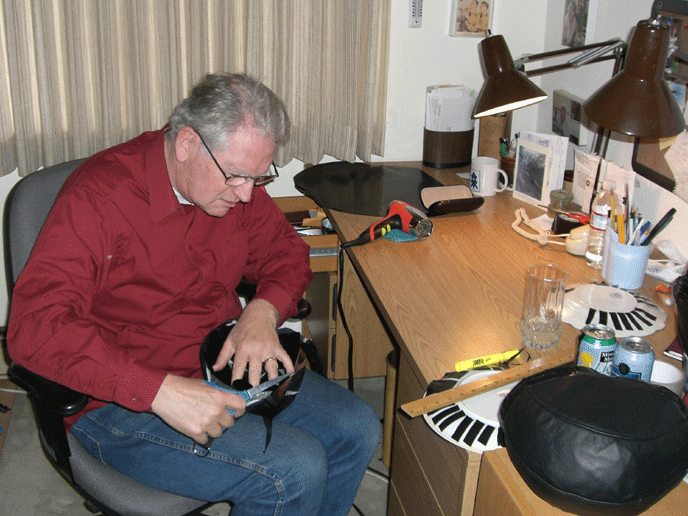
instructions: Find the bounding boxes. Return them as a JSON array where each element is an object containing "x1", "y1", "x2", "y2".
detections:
[{"x1": 400, "y1": 348, "x2": 575, "y2": 418}]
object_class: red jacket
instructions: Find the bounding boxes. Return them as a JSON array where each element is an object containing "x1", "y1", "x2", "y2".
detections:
[{"x1": 7, "y1": 129, "x2": 312, "y2": 425}]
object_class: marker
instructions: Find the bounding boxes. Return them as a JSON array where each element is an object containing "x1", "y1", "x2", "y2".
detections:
[
  {"x1": 642, "y1": 208, "x2": 676, "y2": 246},
  {"x1": 455, "y1": 349, "x2": 521, "y2": 372}
]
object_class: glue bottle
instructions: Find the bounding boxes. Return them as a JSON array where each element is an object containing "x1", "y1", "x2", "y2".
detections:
[{"x1": 585, "y1": 180, "x2": 619, "y2": 269}]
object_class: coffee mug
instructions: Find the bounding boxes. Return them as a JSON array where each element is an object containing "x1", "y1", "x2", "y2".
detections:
[{"x1": 470, "y1": 157, "x2": 508, "y2": 196}]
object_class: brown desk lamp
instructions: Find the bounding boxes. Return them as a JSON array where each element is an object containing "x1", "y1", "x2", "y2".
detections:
[
  {"x1": 472, "y1": 18, "x2": 685, "y2": 156},
  {"x1": 584, "y1": 18, "x2": 685, "y2": 139}
]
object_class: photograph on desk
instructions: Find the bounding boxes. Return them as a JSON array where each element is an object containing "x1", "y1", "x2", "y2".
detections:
[
  {"x1": 449, "y1": 0, "x2": 493, "y2": 37},
  {"x1": 512, "y1": 139, "x2": 551, "y2": 205}
]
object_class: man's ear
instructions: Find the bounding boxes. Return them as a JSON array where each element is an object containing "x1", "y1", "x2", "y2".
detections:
[{"x1": 174, "y1": 126, "x2": 197, "y2": 164}]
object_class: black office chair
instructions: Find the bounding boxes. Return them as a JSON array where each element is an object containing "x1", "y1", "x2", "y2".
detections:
[
  {"x1": 4, "y1": 159, "x2": 319, "y2": 515},
  {"x1": 3, "y1": 160, "x2": 212, "y2": 516}
]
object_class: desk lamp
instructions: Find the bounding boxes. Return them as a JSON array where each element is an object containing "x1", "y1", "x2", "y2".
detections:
[
  {"x1": 584, "y1": 18, "x2": 685, "y2": 139},
  {"x1": 472, "y1": 36, "x2": 626, "y2": 119},
  {"x1": 473, "y1": 18, "x2": 685, "y2": 156}
]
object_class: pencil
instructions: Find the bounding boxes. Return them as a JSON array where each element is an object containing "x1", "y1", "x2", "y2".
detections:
[
  {"x1": 610, "y1": 192, "x2": 616, "y2": 232},
  {"x1": 617, "y1": 214, "x2": 625, "y2": 244}
]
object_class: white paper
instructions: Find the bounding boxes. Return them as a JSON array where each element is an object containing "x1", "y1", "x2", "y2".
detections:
[
  {"x1": 572, "y1": 149, "x2": 600, "y2": 213},
  {"x1": 425, "y1": 85, "x2": 476, "y2": 132},
  {"x1": 607, "y1": 161, "x2": 635, "y2": 203},
  {"x1": 518, "y1": 131, "x2": 568, "y2": 203},
  {"x1": 664, "y1": 129, "x2": 688, "y2": 204}
]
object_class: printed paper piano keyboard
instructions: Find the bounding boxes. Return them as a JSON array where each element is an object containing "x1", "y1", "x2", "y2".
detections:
[
  {"x1": 562, "y1": 284, "x2": 666, "y2": 338},
  {"x1": 423, "y1": 368, "x2": 517, "y2": 453}
]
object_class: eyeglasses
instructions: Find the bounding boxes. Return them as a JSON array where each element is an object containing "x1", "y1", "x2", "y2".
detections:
[{"x1": 195, "y1": 130, "x2": 279, "y2": 187}]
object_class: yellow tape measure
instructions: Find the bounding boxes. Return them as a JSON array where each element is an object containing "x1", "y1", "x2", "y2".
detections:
[{"x1": 400, "y1": 348, "x2": 574, "y2": 418}]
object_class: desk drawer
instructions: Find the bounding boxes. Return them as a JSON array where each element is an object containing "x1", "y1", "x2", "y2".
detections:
[
  {"x1": 390, "y1": 413, "x2": 443, "y2": 516},
  {"x1": 392, "y1": 353, "x2": 481, "y2": 516}
]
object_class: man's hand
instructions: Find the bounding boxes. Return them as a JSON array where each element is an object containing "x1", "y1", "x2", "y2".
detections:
[
  {"x1": 212, "y1": 298, "x2": 294, "y2": 386},
  {"x1": 151, "y1": 374, "x2": 246, "y2": 444}
]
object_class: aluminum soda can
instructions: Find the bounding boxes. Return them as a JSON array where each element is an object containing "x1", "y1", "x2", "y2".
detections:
[
  {"x1": 611, "y1": 337, "x2": 655, "y2": 381},
  {"x1": 577, "y1": 324, "x2": 617, "y2": 375}
]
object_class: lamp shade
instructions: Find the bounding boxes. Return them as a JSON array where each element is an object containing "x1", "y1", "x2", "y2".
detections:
[
  {"x1": 584, "y1": 19, "x2": 685, "y2": 138},
  {"x1": 473, "y1": 35, "x2": 547, "y2": 118}
]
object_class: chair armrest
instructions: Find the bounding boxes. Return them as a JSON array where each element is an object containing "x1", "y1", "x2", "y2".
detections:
[
  {"x1": 236, "y1": 277, "x2": 312, "y2": 320},
  {"x1": 293, "y1": 298, "x2": 311, "y2": 320},
  {"x1": 8, "y1": 362, "x2": 89, "y2": 417}
]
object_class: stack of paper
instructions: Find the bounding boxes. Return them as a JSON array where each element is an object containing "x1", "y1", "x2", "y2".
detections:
[
  {"x1": 572, "y1": 149, "x2": 636, "y2": 214},
  {"x1": 425, "y1": 85, "x2": 475, "y2": 132}
]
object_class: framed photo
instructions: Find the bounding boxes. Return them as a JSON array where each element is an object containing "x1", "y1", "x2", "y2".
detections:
[
  {"x1": 450, "y1": 0, "x2": 494, "y2": 37},
  {"x1": 552, "y1": 90, "x2": 588, "y2": 146},
  {"x1": 562, "y1": 0, "x2": 598, "y2": 47},
  {"x1": 513, "y1": 139, "x2": 551, "y2": 206}
]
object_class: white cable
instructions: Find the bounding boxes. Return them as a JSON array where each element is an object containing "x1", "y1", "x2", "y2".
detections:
[
  {"x1": 0, "y1": 387, "x2": 26, "y2": 394},
  {"x1": 365, "y1": 468, "x2": 390, "y2": 484},
  {"x1": 511, "y1": 208, "x2": 565, "y2": 246}
]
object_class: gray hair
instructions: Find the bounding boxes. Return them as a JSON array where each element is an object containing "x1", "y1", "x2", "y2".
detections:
[{"x1": 167, "y1": 73, "x2": 290, "y2": 150}]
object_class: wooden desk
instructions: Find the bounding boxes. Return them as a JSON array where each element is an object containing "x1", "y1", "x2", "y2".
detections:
[{"x1": 323, "y1": 163, "x2": 685, "y2": 515}]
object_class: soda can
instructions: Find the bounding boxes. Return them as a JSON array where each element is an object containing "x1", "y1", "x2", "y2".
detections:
[
  {"x1": 577, "y1": 324, "x2": 617, "y2": 375},
  {"x1": 611, "y1": 337, "x2": 655, "y2": 381}
]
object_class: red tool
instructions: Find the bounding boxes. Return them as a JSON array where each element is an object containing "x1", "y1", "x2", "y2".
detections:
[{"x1": 342, "y1": 200, "x2": 433, "y2": 248}]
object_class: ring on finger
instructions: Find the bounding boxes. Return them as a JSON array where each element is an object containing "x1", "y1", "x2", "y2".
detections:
[{"x1": 265, "y1": 356, "x2": 277, "y2": 363}]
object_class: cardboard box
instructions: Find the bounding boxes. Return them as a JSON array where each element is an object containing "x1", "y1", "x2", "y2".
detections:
[{"x1": 273, "y1": 196, "x2": 338, "y2": 273}]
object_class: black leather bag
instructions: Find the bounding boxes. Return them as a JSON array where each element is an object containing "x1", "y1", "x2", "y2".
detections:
[
  {"x1": 200, "y1": 319, "x2": 309, "y2": 418},
  {"x1": 499, "y1": 366, "x2": 688, "y2": 516}
]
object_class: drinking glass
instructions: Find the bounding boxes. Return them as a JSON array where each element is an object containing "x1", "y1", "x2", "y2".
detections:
[{"x1": 520, "y1": 264, "x2": 568, "y2": 350}]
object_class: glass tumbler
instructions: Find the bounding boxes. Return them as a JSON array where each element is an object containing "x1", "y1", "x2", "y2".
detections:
[{"x1": 520, "y1": 264, "x2": 568, "y2": 350}]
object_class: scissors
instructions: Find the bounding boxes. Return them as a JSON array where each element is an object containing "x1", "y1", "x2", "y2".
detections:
[
  {"x1": 539, "y1": 205, "x2": 590, "y2": 224},
  {"x1": 206, "y1": 370, "x2": 295, "y2": 411},
  {"x1": 195, "y1": 371, "x2": 296, "y2": 454}
]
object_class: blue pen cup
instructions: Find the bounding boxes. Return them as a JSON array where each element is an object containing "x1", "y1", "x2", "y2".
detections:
[{"x1": 601, "y1": 226, "x2": 651, "y2": 290}]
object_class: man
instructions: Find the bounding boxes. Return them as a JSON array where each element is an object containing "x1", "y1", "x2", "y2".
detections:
[
  {"x1": 7, "y1": 73, "x2": 380, "y2": 516},
  {"x1": 463, "y1": 0, "x2": 481, "y2": 33}
]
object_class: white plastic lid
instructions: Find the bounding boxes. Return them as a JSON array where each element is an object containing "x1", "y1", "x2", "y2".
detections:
[{"x1": 602, "y1": 180, "x2": 616, "y2": 190}]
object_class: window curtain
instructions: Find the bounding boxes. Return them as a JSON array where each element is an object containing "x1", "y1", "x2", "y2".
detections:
[{"x1": 0, "y1": 0, "x2": 390, "y2": 177}]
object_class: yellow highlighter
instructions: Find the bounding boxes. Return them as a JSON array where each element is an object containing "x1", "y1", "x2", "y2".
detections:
[{"x1": 455, "y1": 349, "x2": 521, "y2": 372}]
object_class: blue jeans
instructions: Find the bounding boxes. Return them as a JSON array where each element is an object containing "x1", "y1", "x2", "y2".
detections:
[{"x1": 71, "y1": 370, "x2": 380, "y2": 516}]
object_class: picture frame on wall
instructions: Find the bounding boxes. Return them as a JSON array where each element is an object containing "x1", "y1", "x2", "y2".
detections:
[
  {"x1": 562, "y1": 0, "x2": 598, "y2": 47},
  {"x1": 552, "y1": 89, "x2": 588, "y2": 146},
  {"x1": 450, "y1": 0, "x2": 494, "y2": 37}
]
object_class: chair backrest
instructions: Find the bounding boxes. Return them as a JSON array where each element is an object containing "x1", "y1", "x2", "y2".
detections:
[
  {"x1": 4, "y1": 158, "x2": 212, "y2": 516},
  {"x1": 4, "y1": 159, "x2": 85, "y2": 291}
]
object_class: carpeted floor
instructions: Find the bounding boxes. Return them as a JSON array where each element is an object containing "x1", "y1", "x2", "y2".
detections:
[{"x1": 0, "y1": 376, "x2": 388, "y2": 516}]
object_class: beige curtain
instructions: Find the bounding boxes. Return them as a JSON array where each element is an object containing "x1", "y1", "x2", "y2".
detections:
[{"x1": 0, "y1": 0, "x2": 390, "y2": 177}]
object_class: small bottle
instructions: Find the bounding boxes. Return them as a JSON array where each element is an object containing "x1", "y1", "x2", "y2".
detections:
[{"x1": 585, "y1": 180, "x2": 619, "y2": 269}]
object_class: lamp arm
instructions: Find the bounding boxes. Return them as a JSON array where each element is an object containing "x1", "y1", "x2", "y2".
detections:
[
  {"x1": 665, "y1": 49, "x2": 688, "y2": 83},
  {"x1": 514, "y1": 38, "x2": 627, "y2": 76},
  {"x1": 667, "y1": 70, "x2": 688, "y2": 83},
  {"x1": 526, "y1": 54, "x2": 624, "y2": 77}
]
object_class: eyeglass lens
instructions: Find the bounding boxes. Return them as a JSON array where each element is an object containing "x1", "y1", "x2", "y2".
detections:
[{"x1": 195, "y1": 129, "x2": 278, "y2": 187}]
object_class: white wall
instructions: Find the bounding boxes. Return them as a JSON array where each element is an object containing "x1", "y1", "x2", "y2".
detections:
[{"x1": 2, "y1": 0, "x2": 684, "y2": 330}]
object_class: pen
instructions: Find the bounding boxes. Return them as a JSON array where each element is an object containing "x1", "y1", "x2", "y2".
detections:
[
  {"x1": 641, "y1": 208, "x2": 676, "y2": 246},
  {"x1": 629, "y1": 217, "x2": 645, "y2": 245},
  {"x1": 499, "y1": 138, "x2": 508, "y2": 157},
  {"x1": 636, "y1": 220, "x2": 652, "y2": 245},
  {"x1": 624, "y1": 184, "x2": 630, "y2": 238}
]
